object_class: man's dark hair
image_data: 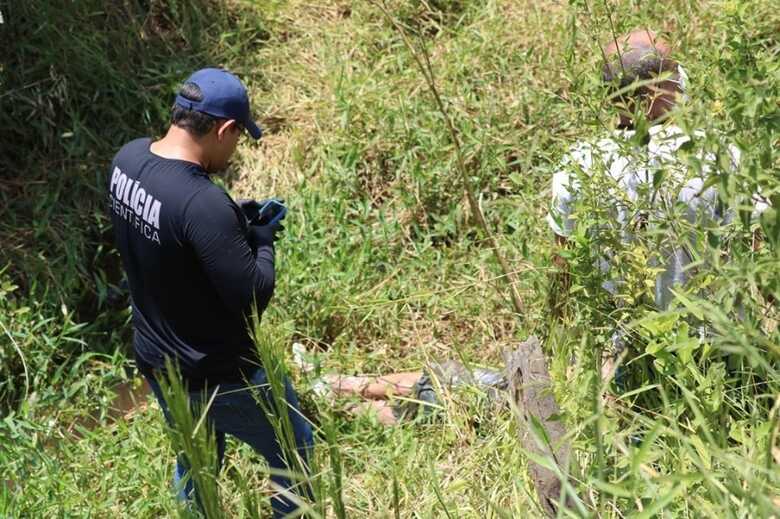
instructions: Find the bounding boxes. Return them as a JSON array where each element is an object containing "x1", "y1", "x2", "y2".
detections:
[
  {"x1": 602, "y1": 48, "x2": 679, "y2": 99},
  {"x1": 170, "y1": 82, "x2": 218, "y2": 137}
]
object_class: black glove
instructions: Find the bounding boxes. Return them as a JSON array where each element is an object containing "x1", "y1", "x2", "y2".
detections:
[
  {"x1": 237, "y1": 199, "x2": 262, "y2": 223},
  {"x1": 247, "y1": 219, "x2": 284, "y2": 249}
]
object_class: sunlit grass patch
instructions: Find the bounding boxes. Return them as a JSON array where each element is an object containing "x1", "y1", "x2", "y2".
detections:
[{"x1": 2, "y1": 0, "x2": 778, "y2": 516}]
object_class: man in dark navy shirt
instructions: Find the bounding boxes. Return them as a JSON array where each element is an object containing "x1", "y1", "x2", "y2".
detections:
[{"x1": 109, "y1": 68, "x2": 311, "y2": 517}]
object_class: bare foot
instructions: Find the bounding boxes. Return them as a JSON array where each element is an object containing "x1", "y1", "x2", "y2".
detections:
[{"x1": 362, "y1": 372, "x2": 420, "y2": 399}]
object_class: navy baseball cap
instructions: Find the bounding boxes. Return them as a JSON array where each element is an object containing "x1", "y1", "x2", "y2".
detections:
[{"x1": 175, "y1": 68, "x2": 262, "y2": 140}]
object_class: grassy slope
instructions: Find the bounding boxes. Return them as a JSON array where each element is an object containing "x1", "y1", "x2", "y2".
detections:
[{"x1": 2, "y1": 0, "x2": 779, "y2": 517}]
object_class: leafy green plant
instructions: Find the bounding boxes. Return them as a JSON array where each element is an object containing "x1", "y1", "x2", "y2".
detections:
[
  {"x1": 1, "y1": 0, "x2": 778, "y2": 516},
  {"x1": 156, "y1": 360, "x2": 223, "y2": 519}
]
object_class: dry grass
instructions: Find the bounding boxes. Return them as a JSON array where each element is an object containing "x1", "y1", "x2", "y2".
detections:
[{"x1": 3, "y1": 0, "x2": 778, "y2": 516}]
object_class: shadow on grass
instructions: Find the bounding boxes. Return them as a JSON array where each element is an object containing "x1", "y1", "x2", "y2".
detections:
[{"x1": 0, "y1": 0, "x2": 269, "y2": 408}]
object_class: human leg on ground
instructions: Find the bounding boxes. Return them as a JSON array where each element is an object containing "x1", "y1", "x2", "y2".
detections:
[
  {"x1": 322, "y1": 371, "x2": 421, "y2": 399},
  {"x1": 348, "y1": 400, "x2": 400, "y2": 426}
]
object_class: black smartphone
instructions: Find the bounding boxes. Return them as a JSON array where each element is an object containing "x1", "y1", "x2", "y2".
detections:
[{"x1": 256, "y1": 199, "x2": 287, "y2": 226}]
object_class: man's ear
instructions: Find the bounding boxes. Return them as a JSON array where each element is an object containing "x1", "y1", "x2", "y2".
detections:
[{"x1": 216, "y1": 119, "x2": 238, "y2": 141}]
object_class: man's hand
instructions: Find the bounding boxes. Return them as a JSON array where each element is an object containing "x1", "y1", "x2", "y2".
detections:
[
  {"x1": 247, "y1": 219, "x2": 284, "y2": 250},
  {"x1": 238, "y1": 199, "x2": 263, "y2": 223}
]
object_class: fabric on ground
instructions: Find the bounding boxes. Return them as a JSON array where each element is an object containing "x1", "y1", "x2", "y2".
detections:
[{"x1": 392, "y1": 360, "x2": 507, "y2": 421}]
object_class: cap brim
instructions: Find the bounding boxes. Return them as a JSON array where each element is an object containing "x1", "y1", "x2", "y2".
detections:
[{"x1": 245, "y1": 119, "x2": 262, "y2": 140}]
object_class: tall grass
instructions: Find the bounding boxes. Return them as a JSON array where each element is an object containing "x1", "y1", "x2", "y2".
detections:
[
  {"x1": 0, "y1": 0, "x2": 269, "y2": 409},
  {"x1": 248, "y1": 322, "x2": 318, "y2": 518},
  {"x1": 250, "y1": 316, "x2": 350, "y2": 519},
  {"x1": 156, "y1": 359, "x2": 223, "y2": 518},
  {"x1": 1, "y1": 0, "x2": 778, "y2": 516}
]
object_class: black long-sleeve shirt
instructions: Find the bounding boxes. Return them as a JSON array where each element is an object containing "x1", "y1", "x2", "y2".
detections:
[{"x1": 108, "y1": 138, "x2": 274, "y2": 389}]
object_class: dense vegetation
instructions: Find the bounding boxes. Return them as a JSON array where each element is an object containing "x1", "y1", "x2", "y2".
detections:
[{"x1": 1, "y1": 0, "x2": 778, "y2": 516}]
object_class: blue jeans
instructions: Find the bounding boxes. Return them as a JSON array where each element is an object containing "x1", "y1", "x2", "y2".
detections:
[{"x1": 145, "y1": 368, "x2": 313, "y2": 518}]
